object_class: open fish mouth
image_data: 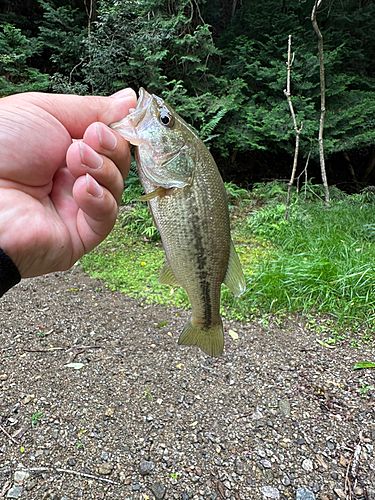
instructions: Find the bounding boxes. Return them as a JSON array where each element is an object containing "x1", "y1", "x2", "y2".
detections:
[
  {"x1": 110, "y1": 89, "x2": 150, "y2": 138},
  {"x1": 124, "y1": 88, "x2": 152, "y2": 127},
  {"x1": 110, "y1": 89, "x2": 153, "y2": 144},
  {"x1": 137, "y1": 87, "x2": 153, "y2": 110}
]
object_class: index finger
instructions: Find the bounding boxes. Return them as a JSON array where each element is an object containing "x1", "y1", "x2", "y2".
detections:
[{"x1": 3, "y1": 89, "x2": 137, "y2": 139}]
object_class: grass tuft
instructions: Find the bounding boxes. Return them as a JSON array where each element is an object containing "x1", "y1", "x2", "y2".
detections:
[{"x1": 236, "y1": 188, "x2": 375, "y2": 333}]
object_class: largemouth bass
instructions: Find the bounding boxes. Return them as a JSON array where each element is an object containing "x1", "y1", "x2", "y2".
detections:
[{"x1": 112, "y1": 88, "x2": 245, "y2": 357}]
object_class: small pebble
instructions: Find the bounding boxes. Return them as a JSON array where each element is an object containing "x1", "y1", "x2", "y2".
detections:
[
  {"x1": 302, "y1": 458, "x2": 314, "y2": 472},
  {"x1": 312, "y1": 484, "x2": 321, "y2": 493},
  {"x1": 281, "y1": 475, "x2": 291, "y2": 486},
  {"x1": 150, "y1": 482, "x2": 166, "y2": 499},
  {"x1": 104, "y1": 407, "x2": 115, "y2": 417},
  {"x1": 353, "y1": 486, "x2": 364, "y2": 496},
  {"x1": 261, "y1": 486, "x2": 280, "y2": 499},
  {"x1": 260, "y1": 459, "x2": 272, "y2": 469},
  {"x1": 333, "y1": 488, "x2": 346, "y2": 499},
  {"x1": 326, "y1": 440, "x2": 336, "y2": 450},
  {"x1": 6, "y1": 486, "x2": 23, "y2": 499},
  {"x1": 13, "y1": 470, "x2": 29, "y2": 484},
  {"x1": 0, "y1": 373, "x2": 8, "y2": 381},
  {"x1": 278, "y1": 399, "x2": 291, "y2": 417},
  {"x1": 140, "y1": 459, "x2": 155, "y2": 476},
  {"x1": 22, "y1": 394, "x2": 35, "y2": 405},
  {"x1": 97, "y1": 463, "x2": 113, "y2": 475},
  {"x1": 296, "y1": 487, "x2": 316, "y2": 500}
]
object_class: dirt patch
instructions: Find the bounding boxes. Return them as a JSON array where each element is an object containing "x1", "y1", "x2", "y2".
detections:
[{"x1": 0, "y1": 267, "x2": 374, "y2": 499}]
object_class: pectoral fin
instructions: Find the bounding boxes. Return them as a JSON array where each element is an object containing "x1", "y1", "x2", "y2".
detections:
[
  {"x1": 140, "y1": 187, "x2": 170, "y2": 201},
  {"x1": 159, "y1": 262, "x2": 180, "y2": 286},
  {"x1": 224, "y1": 241, "x2": 246, "y2": 297}
]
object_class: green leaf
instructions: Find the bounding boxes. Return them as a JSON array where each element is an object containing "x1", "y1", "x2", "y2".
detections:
[{"x1": 353, "y1": 361, "x2": 375, "y2": 370}]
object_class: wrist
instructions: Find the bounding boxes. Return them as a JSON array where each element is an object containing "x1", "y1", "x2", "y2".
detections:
[{"x1": 0, "y1": 247, "x2": 21, "y2": 297}]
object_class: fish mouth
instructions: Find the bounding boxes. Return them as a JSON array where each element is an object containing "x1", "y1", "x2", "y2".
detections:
[
  {"x1": 110, "y1": 88, "x2": 153, "y2": 145},
  {"x1": 137, "y1": 87, "x2": 152, "y2": 111},
  {"x1": 111, "y1": 88, "x2": 162, "y2": 146},
  {"x1": 126, "y1": 88, "x2": 152, "y2": 128}
]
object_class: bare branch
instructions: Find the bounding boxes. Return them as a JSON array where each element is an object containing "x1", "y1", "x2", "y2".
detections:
[
  {"x1": 296, "y1": 150, "x2": 311, "y2": 194},
  {"x1": 18, "y1": 466, "x2": 118, "y2": 485},
  {"x1": 0, "y1": 425, "x2": 17, "y2": 444},
  {"x1": 283, "y1": 35, "x2": 303, "y2": 220},
  {"x1": 311, "y1": 0, "x2": 330, "y2": 205}
]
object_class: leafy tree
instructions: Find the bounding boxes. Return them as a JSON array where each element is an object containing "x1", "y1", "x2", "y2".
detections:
[
  {"x1": 0, "y1": 0, "x2": 374, "y2": 186},
  {"x1": 0, "y1": 23, "x2": 49, "y2": 95},
  {"x1": 37, "y1": 0, "x2": 88, "y2": 93}
]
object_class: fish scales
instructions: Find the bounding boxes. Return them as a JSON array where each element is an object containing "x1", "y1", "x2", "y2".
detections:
[
  {"x1": 143, "y1": 152, "x2": 230, "y2": 329},
  {"x1": 111, "y1": 88, "x2": 245, "y2": 357}
]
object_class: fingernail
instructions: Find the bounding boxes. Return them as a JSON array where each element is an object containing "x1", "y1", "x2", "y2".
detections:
[
  {"x1": 97, "y1": 123, "x2": 117, "y2": 150},
  {"x1": 86, "y1": 173, "x2": 103, "y2": 198},
  {"x1": 79, "y1": 142, "x2": 103, "y2": 169},
  {"x1": 111, "y1": 87, "x2": 136, "y2": 99}
]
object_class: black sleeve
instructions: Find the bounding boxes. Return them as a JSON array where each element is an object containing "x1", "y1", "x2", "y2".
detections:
[{"x1": 0, "y1": 248, "x2": 21, "y2": 297}]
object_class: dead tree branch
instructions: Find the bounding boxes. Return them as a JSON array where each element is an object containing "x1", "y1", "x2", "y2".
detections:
[
  {"x1": 284, "y1": 34, "x2": 303, "y2": 220},
  {"x1": 19, "y1": 466, "x2": 118, "y2": 485},
  {"x1": 0, "y1": 425, "x2": 17, "y2": 444},
  {"x1": 296, "y1": 150, "x2": 311, "y2": 195},
  {"x1": 311, "y1": 0, "x2": 330, "y2": 205}
]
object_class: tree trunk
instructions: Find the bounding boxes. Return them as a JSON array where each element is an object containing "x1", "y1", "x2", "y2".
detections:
[
  {"x1": 284, "y1": 35, "x2": 303, "y2": 220},
  {"x1": 311, "y1": 0, "x2": 330, "y2": 205},
  {"x1": 231, "y1": 0, "x2": 239, "y2": 20}
]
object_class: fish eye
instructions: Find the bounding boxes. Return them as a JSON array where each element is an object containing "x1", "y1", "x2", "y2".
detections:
[{"x1": 159, "y1": 107, "x2": 175, "y2": 127}]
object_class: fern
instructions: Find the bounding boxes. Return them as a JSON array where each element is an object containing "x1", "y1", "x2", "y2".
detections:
[{"x1": 199, "y1": 108, "x2": 228, "y2": 143}]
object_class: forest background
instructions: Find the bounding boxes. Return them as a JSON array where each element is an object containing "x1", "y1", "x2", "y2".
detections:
[
  {"x1": 0, "y1": 0, "x2": 374, "y2": 336},
  {"x1": 0, "y1": 0, "x2": 374, "y2": 188}
]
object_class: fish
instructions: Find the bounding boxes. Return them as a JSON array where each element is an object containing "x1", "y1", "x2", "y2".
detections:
[{"x1": 111, "y1": 88, "x2": 245, "y2": 357}]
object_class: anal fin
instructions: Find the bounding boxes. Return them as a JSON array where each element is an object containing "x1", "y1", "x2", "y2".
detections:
[
  {"x1": 224, "y1": 240, "x2": 246, "y2": 297},
  {"x1": 159, "y1": 262, "x2": 180, "y2": 286}
]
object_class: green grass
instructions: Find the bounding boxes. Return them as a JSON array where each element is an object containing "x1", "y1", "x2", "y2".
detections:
[
  {"x1": 238, "y1": 194, "x2": 375, "y2": 330},
  {"x1": 31, "y1": 411, "x2": 44, "y2": 427},
  {"x1": 81, "y1": 181, "x2": 375, "y2": 339},
  {"x1": 81, "y1": 232, "x2": 188, "y2": 309}
]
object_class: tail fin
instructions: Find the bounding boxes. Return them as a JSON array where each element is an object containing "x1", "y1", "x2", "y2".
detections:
[{"x1": 178, "y1": 320, "x2": 224, "y2": 357}]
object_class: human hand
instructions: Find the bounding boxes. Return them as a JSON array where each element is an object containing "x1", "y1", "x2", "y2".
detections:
[{"x1": 0, "y1": 88, "x2": 137, "y2": 278}]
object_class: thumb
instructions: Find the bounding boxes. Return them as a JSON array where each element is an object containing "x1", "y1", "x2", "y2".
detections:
[{"x1": 4, "y1": 88, "x2": 137, "y2": 139}]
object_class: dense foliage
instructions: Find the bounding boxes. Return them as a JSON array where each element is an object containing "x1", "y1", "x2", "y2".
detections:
[{"x1": 0, "y1": 0, "x2": 374, "y2": 187}]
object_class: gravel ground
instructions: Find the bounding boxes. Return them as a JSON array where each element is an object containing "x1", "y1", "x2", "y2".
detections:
[{"x1": 0, "y1": 267, "x2": 374, "y2": 500}]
